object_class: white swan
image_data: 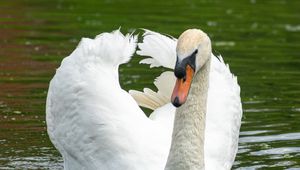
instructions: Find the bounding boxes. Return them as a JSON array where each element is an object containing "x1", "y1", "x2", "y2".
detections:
[{"x1": 46, "y1": 29, "x2": 242, "y2": 170}]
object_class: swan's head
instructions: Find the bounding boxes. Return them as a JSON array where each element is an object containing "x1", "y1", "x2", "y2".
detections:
[{"x1": 171, "y1": 29, "x2": 212, "y2": 107}]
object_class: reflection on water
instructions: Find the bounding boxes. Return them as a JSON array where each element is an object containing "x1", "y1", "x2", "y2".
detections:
[{"x1": 0, "y1": 0, "x2": 299, "y2": 169}]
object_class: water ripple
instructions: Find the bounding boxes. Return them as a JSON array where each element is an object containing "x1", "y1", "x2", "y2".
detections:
[
  {"x1": 239, "y1": 132, "x2": 300, "y2": 143},
  {"x1": 240, "y1": 130, "x2": 273, "y2": 136},
  {"x1": 250, "y1": 147, "x2": 300, "y2": 156}
]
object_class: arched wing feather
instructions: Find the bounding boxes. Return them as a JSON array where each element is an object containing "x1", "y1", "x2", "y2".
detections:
[{"x1": 137, "y1": 29, "x2": 177, "y2": 69}]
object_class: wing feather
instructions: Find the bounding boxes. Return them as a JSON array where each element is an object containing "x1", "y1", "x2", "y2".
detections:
[
  {"x1": 131, "y1": 29, "x2": 177, "y2": 110},
  {"x1": 205, "y1": 55, "x2": 242, "y2": 169},
  {"x1": 129, "y1": 71, "x2": 176, "y2": 110},
  {"x1": 137, "y1": 29, "x2": 177, "y2": 69}
]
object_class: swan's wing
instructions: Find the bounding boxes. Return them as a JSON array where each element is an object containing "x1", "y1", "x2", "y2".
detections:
[
  {"x1": 46, "y1": 30, "x2": 170, "y2": 170},
  {"x1": 129, "y1": 30, "x2": 177, "y2": 151},
  {"x1": 205, "y1": 55, "x2": 243, "y2": 169},
  {"x1": 130, "y1": 29, "x2": 177, "y2": 114},
  {"x1": 129, "y1": 71, "x2": 176, "y2": 110},
  {"x1": 137, "y1": 29, "x2": 177, "y2": 69}
]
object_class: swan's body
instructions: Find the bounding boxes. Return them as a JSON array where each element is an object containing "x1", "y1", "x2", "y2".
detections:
[{"x1": 46, "y1": 29, "x2": 242, "y2": 170}]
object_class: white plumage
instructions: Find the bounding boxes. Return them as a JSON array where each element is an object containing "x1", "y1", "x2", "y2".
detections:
[{"x1": 46, "y1": 29, "x2": 242, "y2": 170}]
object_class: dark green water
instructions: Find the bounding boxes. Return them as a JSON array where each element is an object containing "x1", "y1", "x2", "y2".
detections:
[{"x1": 0, "y1": 0, "x2": 299, "y2": 169}]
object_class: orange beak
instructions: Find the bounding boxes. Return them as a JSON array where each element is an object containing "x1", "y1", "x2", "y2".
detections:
[{"x1": 171, "y1": 65, "x2": 195, "y2": 107}]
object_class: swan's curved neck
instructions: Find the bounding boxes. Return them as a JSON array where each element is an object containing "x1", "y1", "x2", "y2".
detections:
[{"x1": 165, "y1": 58, "x2": 211, "y2": 170}]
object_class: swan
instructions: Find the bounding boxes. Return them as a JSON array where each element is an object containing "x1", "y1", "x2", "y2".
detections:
[{"x1": 46, "y1": 29, "x2": 242, "y2": 170}]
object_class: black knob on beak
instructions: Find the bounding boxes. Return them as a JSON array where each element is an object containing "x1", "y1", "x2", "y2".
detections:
[{"x1": 174, "y1": 66, "x2": 186, "y2": 79}]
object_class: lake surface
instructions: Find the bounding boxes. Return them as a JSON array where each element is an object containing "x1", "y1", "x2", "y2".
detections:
[{"x1": 0, "y1": 0, "x2": 299, "y2": 169}]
